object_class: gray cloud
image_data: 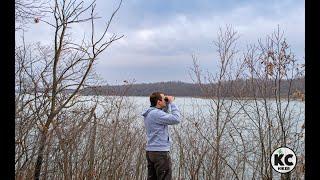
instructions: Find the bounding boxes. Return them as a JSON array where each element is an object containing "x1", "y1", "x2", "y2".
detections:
[{"x1": 18, "y1": 0, "x2": 305, "y2": 85}]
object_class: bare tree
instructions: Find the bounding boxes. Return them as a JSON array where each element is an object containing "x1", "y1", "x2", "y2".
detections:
[
  {"x1": 15, "y1": 0, "x2": 124, "y2": 179},
  {"x1": 240, "y1": 26, "x2": 304, "y2": 179},
  {"x1": 33, "y1": 0, "x2": 123, "y2": 178},
  {"x1": 189, "y1": 25, "x2": 248, "y2": 180},
  {"x1": 187, "y1": 25, "x2": 304, "y2": 180},
  {"x1": 15, "y1": 38, "x2": 53, "y2": 179}
]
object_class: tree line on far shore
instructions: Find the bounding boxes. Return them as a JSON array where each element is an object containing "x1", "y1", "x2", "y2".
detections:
[{"x1": 79, "y1": 77, "x2": 305, "y2": 99}]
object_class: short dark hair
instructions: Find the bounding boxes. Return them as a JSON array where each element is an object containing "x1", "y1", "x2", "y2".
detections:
[{"x1": 150, "y1": 91, "x2": 164, "y2": 107}]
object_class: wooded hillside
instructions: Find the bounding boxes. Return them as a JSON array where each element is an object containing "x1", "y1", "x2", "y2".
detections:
[{"x1": 80, "y1": 77, "x2": 305, "y2": 98}]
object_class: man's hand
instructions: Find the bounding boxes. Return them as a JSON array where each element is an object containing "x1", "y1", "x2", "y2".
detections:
[{"x1": 166, "y1": 96, "x2": 175, "y2": 103}]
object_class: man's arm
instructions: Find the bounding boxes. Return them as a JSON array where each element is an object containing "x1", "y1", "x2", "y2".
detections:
[{"x1": 156, "y1": 103, "x2": 181, "y2": 125}]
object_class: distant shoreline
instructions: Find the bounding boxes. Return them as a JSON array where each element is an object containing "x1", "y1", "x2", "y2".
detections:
[
  {"x1": 78, "y1": 78, "x2": 305, "y2": 99},
  {"x1": 77, "y1": 94, "x2": 305, "y2": 102}
]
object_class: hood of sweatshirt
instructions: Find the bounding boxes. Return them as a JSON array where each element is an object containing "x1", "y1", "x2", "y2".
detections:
[{"x1": 141, "y1": 107, "x2": 157, "y2": 117}]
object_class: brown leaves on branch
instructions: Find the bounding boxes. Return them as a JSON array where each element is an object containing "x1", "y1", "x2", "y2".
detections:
[{"x1": 34, "y1": 17, "x2": 40, "y2": 23}]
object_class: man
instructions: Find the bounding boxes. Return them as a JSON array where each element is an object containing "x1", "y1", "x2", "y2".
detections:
[{"x1": 142, "y1": 92, "x2": 181, "y2": 180}]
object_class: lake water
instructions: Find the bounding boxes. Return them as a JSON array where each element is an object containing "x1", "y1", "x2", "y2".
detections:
[
  {"x1": 79, "y1": 95, "x2": 305, "y2": 127},
  {"x1": 16, "y1": 95, "x2": 305, "y2": 179},
  {"x1": 126, "y1": 96, "x2": 304, "y2": 125}
]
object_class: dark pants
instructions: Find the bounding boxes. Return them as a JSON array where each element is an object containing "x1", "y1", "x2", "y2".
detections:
[{"x1": 146, "y1": 151, "x2": 172, "y2": 180}]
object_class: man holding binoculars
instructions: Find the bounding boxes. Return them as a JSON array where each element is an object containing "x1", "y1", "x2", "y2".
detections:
[{"x1": 142, "y1": 92, "x2": 181, "y2": 180}]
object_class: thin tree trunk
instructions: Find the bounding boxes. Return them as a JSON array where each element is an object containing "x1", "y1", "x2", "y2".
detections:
[
  {"x1": 88, "y1": 114, "x2": 97, "y2": 179},
  {"x1": 34, "y1": 128, "x2": 48, "y2": 180}
]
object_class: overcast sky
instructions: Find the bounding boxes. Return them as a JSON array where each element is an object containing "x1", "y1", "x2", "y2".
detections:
[{"x1": 21, "y1": 0, "x2": 305, "y2": 85}]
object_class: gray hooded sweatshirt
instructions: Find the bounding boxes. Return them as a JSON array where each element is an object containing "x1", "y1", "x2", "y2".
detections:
[{"x1": 142, "y1": 103, "x2": 181, "y2": 151}]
